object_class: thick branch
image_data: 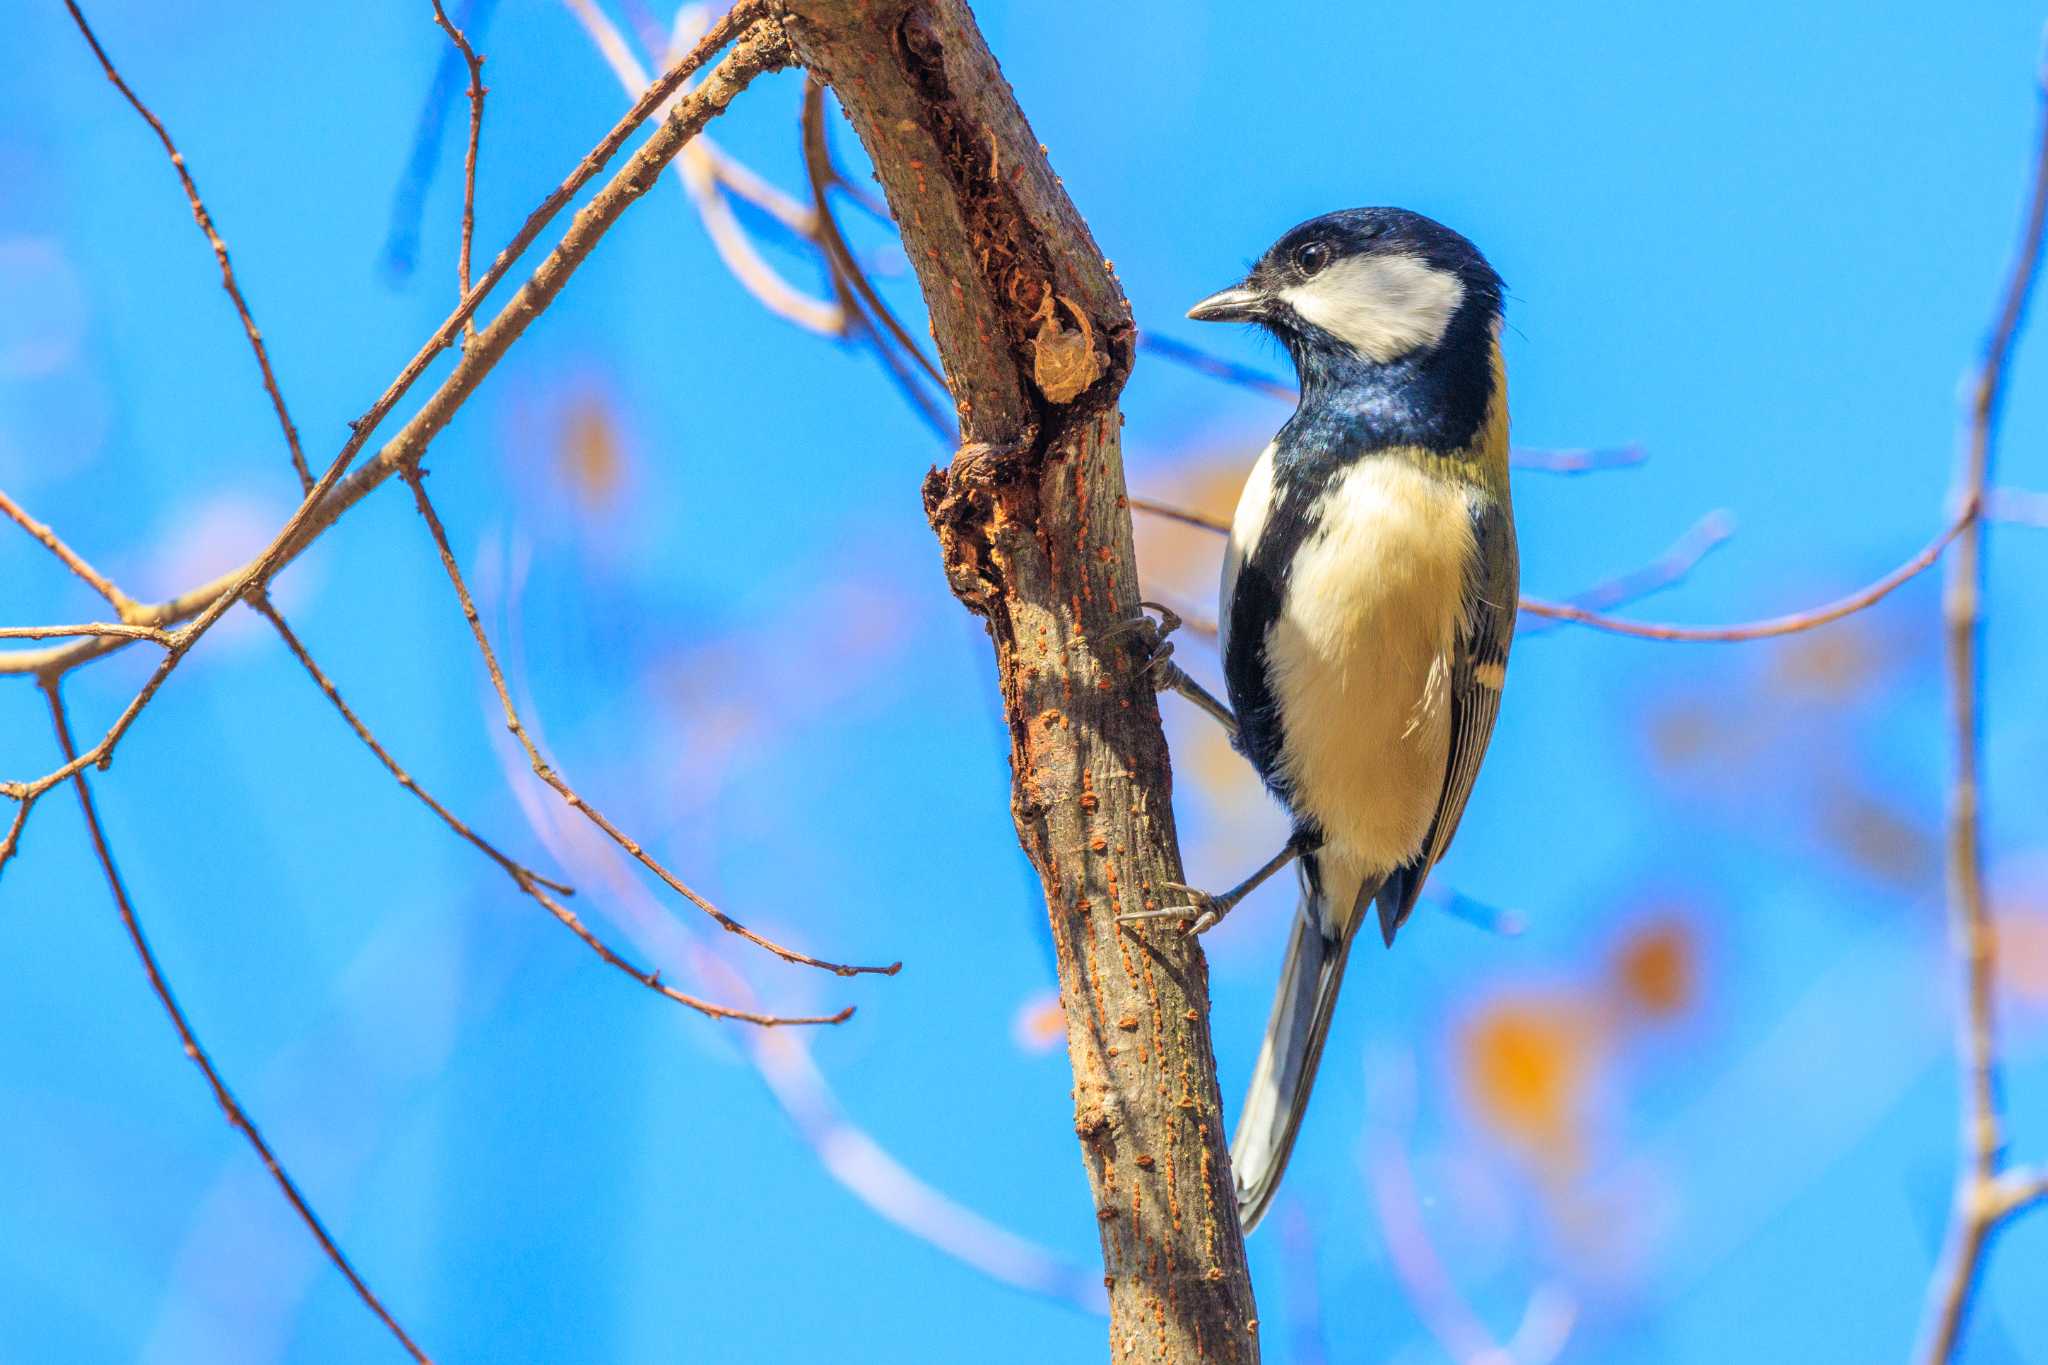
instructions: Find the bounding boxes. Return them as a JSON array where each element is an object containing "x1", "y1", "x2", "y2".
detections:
[{"x1": 785, "y1": 2, "x2": 1259, "y2": 1359}]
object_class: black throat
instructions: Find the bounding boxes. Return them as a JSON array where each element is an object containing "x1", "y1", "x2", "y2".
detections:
[{"x1": 1270, "y1": 298, "x2": 1498, "y2": 467}]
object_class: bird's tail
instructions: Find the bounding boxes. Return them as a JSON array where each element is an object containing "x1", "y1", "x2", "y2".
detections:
[{"x1": 1230, "y1": 860, "x2": 1367, "y2": 1234}]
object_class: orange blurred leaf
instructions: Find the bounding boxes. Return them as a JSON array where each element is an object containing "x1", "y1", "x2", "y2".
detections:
[
  {"x1": 1460, "y1": 997, "x2": 1596, "y2": 1167},
  {"x1": 1611, "y1": 918, "x2": 1697, "y2": 1021},
  {"x1": 558, "y1": 390, "x2": 625, "y2": 509}
]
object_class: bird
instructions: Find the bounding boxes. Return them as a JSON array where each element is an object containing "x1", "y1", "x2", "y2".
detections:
[{"x1": 1122, "y1": 207, "x2": 1518, "y2": 1233}]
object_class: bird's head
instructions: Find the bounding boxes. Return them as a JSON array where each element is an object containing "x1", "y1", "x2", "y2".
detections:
[{"x1": 1188, "y1": 208, "x2": 1503, "y2": 376}]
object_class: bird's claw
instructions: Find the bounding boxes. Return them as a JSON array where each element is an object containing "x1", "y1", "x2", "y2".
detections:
[
  {"x1": 1116, "y1": 880, "x2": 1232, "y2": 934},
  {"x1": 1102, "y1": 601, "x2": 1185, "y2": 688}
]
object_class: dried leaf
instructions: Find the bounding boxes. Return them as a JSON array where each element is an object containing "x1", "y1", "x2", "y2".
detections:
[{"x1": 1030, "y1": 296, "x2": 1103, "y2": 404}]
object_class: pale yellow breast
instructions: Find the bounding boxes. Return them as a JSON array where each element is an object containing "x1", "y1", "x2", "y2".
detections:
[{"x1": 1264, "y1": 456, "x2": 1474, "y2": 885}]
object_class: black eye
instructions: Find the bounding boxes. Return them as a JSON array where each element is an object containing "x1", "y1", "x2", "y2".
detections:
[{"x1": 1294, "y1": 241, "x2": 1332, "y2": 277}]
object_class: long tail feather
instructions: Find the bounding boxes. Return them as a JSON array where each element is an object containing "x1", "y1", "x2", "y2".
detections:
[{"x1": 1230, "y1": 869, "x2": 1363, "y2": 1234}]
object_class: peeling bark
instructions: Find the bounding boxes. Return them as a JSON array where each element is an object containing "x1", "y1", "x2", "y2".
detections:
[{"x1": 781, "y1": 2, "x2": 1260, "y2": 1358}]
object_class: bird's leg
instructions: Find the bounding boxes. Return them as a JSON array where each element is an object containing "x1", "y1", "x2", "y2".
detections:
[
  {"x1": 1154, "y1": 659, "x2": 1238, "y2": 739},
  {"x1": 1102, "y1": 600, "x2": 1239, "y2": 739},
  {"x1": 1119, "y1": 841, "x2": 1300, "y2": 935}
]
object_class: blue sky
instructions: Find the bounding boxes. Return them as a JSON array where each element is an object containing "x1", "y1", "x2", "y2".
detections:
[{"x1": 4, "y1": 2, "x2": 2048, "y2": 1361}]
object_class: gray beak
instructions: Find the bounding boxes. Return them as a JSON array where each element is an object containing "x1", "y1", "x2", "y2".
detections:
[{"x1": 1186, "y1": 284, "x2": 1266, "y2": 323}]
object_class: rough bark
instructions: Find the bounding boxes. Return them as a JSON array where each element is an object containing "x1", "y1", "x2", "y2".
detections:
[{"x1": 781, "y1": 2, "x2": 1260, "y2": 1359}]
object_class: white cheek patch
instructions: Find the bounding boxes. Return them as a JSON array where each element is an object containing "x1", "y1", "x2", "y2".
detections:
[{"x1": 1279, "y1": 253, "x2": 1465, "y2": 363}]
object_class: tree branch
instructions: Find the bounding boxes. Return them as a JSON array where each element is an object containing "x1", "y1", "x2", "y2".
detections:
[
  {"x1": 1915, "y1": 50, "x2": 2048, "y2": 1365},
  {"x1": 43, "y1": 678, "x2": 432, "y2": 1362},
  {"x1": 428, "y1": 0, "x2": 488, "y2": 346},
  {"x1": 397, "y1": 462, "x2": 897, "y2": 983},
  {"x1": 0, "y1": 486, "x2": 142, "y2": 621},
  {"x1": 784, "y1": 2, "x2": 1260, "y2": 1358},
  {"x1": 1129, "y1": 494, "x2": 1957, "y2": 644},
  {"x1": 254, "y1": 587, "x2": 848, "y2": 1029},
  {"x1": 0, "y1": 0, "x2": 773, "y2": 684},
  {"x1": 62, "y1": 0, "x2": 315, "y2": 495},
  {"x1": 0, "y1": 16, "x2": 791, "y2": 861}
]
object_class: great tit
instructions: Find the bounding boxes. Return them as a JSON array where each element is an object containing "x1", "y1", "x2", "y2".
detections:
[{"x1": 1128, "y1": 207, "x2": 1518, "y2": 1233}]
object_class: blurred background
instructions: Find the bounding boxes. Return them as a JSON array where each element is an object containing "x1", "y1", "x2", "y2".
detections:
[{"x1": 4, "y1": 1, "x2": 2048, "y2": 1361}]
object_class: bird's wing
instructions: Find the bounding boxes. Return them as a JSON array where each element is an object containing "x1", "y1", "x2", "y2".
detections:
[{"x1": 1373, "y1": 492, "x2": 1518, "y2": 944}]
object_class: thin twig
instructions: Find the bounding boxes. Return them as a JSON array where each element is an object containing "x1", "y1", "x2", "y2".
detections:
[
  {"x1": 248, "y1": 593, "x2": 572, "y2": 896},
  {"x1": 0, "y1": 487, "x2": 141, "y2": 620},
  {"x1": 703, "y1": 139, "x2": 817, "y2": 233},
  {"x1": 429, "y1": 0, "x2": 487, "y2": 346},
  {"x1": 0, "y1": 643, "x2": 189, "y2": 880},
  {"x1": 0, "y1": 623, "x2": 176, "y2": 645},
  {"x1": 62, "y1": 1, "x2": 314, "y2": 495},
  {"x1": 0, "y1": 798, "x2": 31, "y2": 876},
  {"x1": 1519, "y1": 506, "x2": 1969, "y2": 641},
  {"x1": 0, "y1": 17, "x2": 787, "y2": 869},
  {"x1": 1126, "y1": 495, "x2": 1233, "y2": 535},
  {"x1": 1138, "y1": 332, "x2": 1296, "y2": 400},
  {"x1": 1516, "y1": 510, "x2": 1735, "y2": 637},
  {"x1": 800, "y1": 78, "x2": 955, "y2": 437},
  {"x1": 803, "y1": 78, "x2": 946, "y2": 390},
  {"x1": 560, "y1": 0, "x2": 845, "y2": 335},
  {"x1": 249, "y1": 589, "x2": 837, "y2": 1025},
  {"x1": 523, "y1": 876, "x2": 849, "y2": 1025},
  {"x1": 1915, "y1": 51, "x2": 2048, "y2": 1365},
  {"x1": 400, "y1": 462, "x2": 900, "y2": 980},
  {"x1": 0, "y1": 0, "x2": 772, "y2": 686},
  {"x1": 1504, "y1": 444, "x2": 1648, "y2": 475},
  {"x1": 42, "y1": 677, "x2": 432, "y2": 1362},
  {"x1": 1127, "y1": 494, "x2": 1963, "y2": 643}
]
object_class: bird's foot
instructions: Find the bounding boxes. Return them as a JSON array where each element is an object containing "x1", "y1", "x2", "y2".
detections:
[
  {"x1": 1118, "y1": 843, "x2": 1302, "y2": 934},
  {"x1": 1101, "y1": 600, "x2": 1184, "y2": 683},
  {"x1": 1118, "y1": 881, "x2": 1238, "y2": 935}
]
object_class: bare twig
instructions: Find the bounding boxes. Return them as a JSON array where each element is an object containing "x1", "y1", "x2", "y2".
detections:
[
  {"x1": 1502, "y1": 444, "x2": 1649, "y2": 475},
  {"x1": 0, "y1": 623, "x2": 176, "y2": 645},
  {"x1": 494, "y1": 740, "x2": 1101, "y2": 1301},
  {"x1": 429, "y1": 0, "x2": 488, "y2": 345},
  {"x1": 399, "y1": 462, "x2": 898, "y2": 980},
  {"x1": 800, "y1": 77, "x2": 955, "y2": 437},
  {"x1": 0, "y1": 487, "x2": 141, "y2": 620},
  {"x1": 0, "y1": 798, "x2": 30, "y2": 876},
  {"x1": 0, "y1": 1, "x2": 773, "y2": 686},
  {"x1": 42, "y1": 678, "x2": 432, "y2": 1362},
  {"x1": 520, "y1": 873, "x2": 852, "y2": 1025},
  {"x1": 1137, "y1": 331, "x2": 1297, "y2": 400},
  {"x1": 802, "y1": 79, "x2": 946, "y2": 390},
  {"x1": 248, "y1": 593, "x2": 572, "y2": 896},
  {"x1": 1915, "y1": 53, "x2": 2048, "y2": 1365},
  {"x1": 560, "y1": 0, "x2": 844, "y2": 335},
  {"x1": 1128, "y1": 494, "x2": 1962, "y2": 643},
  {"x1": 380, "y1": 0, "x2": 501, "y2": 282},
  {"x1": 62, "y1": 1, "x2": 314, "y2": 495},
  {"x1": 1126, "y1": 495, "x2": 1233, "y2": 536},
  {"x1": 250, "y1": 589, "x2": 835, "y2": 1027},
  {"x1": 1520, "y1": 506, "x2": 1970, "y2": 641},
  {"x1": 1515, "y1": 510, "x2": 1735, "y2": 636},
  {"x1": 0, "y1": 16, "x2": 789, "y2": 873}
]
